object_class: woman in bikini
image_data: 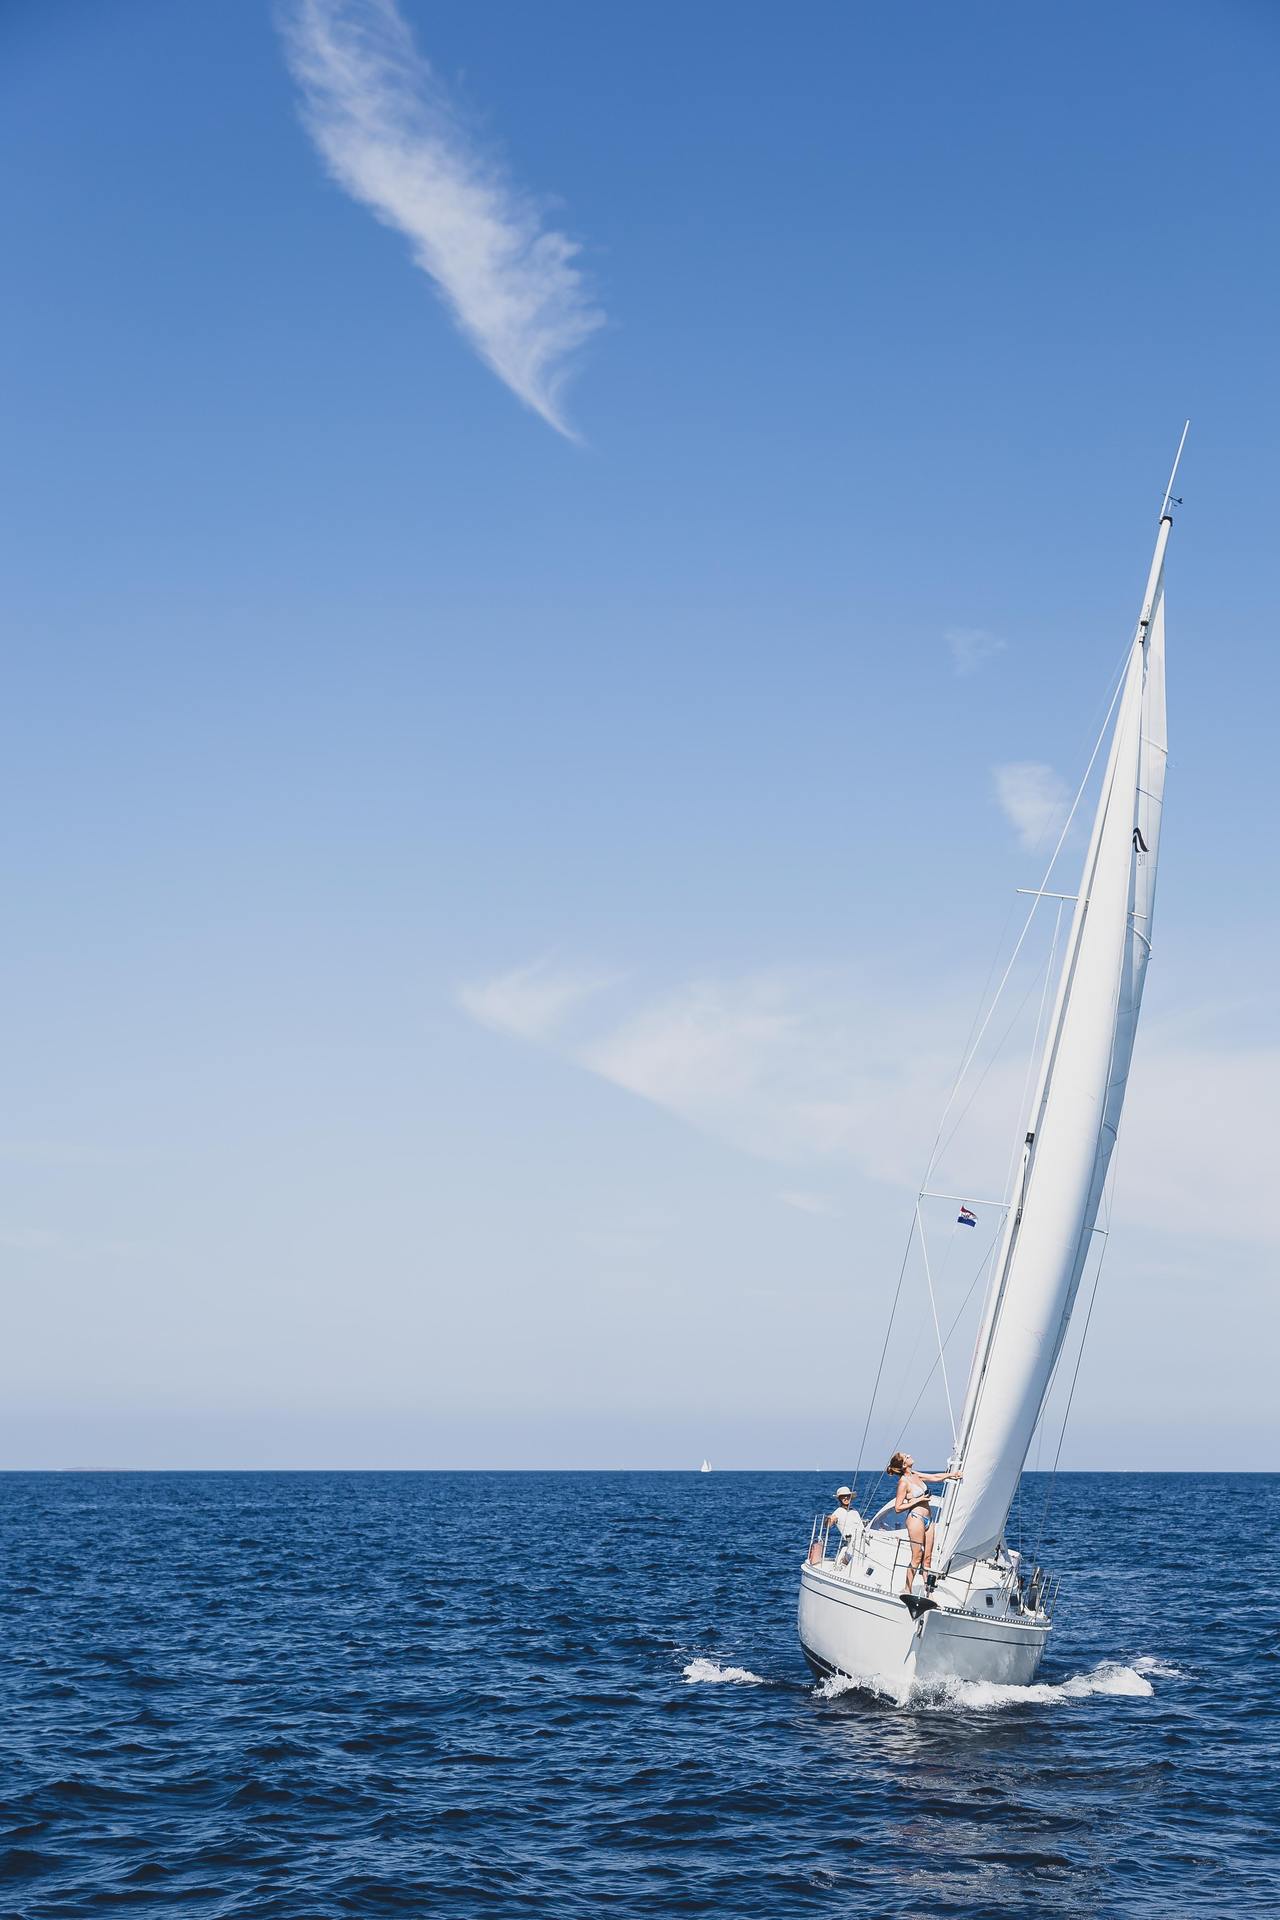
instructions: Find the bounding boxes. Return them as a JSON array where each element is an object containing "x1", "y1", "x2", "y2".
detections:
[{"x1": 888, "y1": 1451, "x2": 963, "y2": 1601}]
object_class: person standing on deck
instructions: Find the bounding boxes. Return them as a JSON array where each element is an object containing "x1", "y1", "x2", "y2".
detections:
[
  {"x1": 888, "y1": 1451, "x2": 962, "y2": 1600},
  {"x1": 824, "y1": 1486, "x2": 862, "y2": 1566}
]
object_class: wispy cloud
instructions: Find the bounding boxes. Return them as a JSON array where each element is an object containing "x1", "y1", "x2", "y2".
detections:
[
  {"x1": 458, "y1": 959, "x2": 1067, "y2": 1192},
  {"x1": 558, "y1": 968, "x2": 964, "y2": 1177},
  {"x1": 993, "y1": 760, "x2": 1070, "y2": 851},
  {"x1": 946, "y1": 627, "x2": 1006, "y2": 676},
  {"x1": 457, "y1": 955, "x2": 1280, "y2": 1250},
  {"x1": 457, "y1": 960, "x2": 615, "y2": 1042},
  {"x1": 279, "y1": 0, "x2": 603, "y2": 436}
]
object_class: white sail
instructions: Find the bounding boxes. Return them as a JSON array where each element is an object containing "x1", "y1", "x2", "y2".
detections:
[{"x1": 937, "y1": 518, "x2": 1171, "y2": 1565}]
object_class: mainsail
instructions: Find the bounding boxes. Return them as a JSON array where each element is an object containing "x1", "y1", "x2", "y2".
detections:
[{"x1": 936, "y1": 510, "x2": 1171, "y2": 1565}]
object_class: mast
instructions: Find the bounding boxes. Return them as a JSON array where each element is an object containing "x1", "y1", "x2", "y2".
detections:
[{"x1": 936, "y1": 454, "x2": 1179, "y2": 1565}]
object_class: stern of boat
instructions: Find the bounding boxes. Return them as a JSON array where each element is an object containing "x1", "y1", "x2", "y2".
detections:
[{"x1": 798, "y1": 1505, "x2": 1055, "y2": 1692}]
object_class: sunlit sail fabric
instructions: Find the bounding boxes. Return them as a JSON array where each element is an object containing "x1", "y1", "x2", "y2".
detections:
[{"x1": 937, "y1": 538, "x2": 1169, "y2": 1565}]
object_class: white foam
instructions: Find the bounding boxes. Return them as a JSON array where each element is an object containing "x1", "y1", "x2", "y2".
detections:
[
  {"x1": 813, "y1": 1657, "x2": 1175, "y2": 1711},
  {"x1": 815, "y1": 1669, "x2": 911, "y2": 1706},
  {"x1": 682, "y1": 1657, "x2": 766, "y2": 1686},
  {"x1": 1132, "y1": 1654, "x2": 1185, "y2": 1679},
  {"x1": 939, "y1": 1661, "x2": 1153, "y2": 1709}
]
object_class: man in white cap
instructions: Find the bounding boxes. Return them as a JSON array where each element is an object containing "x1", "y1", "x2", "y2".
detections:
[{"x1": 825, "y1": 1486, "x2": 862, "y2": 1566}]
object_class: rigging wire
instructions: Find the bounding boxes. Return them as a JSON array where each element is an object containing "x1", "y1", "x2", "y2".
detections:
[
  {"x1": 849, "y1": 624, "x2": 1138, "y2": 1489},
  {"x1": 878, "y1": 1208, "x2": 964, "y2": 1449},
  {"x1": 1031, "y1": 1162, "x2": 1120, "y2": 1564},
  {"x1": 863, "y1": 923, "x2": 1059, "y2": 1485},
  {"x1": 923, "y1": 646, "x2": 1138, "y2": 1473},
  {"x1": 920, "y1": 634, "x2": 1136, "y2": 1198},
  {"x1": 849, "y1": 1221, "x2": 918, "y2": 1503},
  {"x1": 1015, "y1": 1267, "x2": 1074, "y2": 1551},
  {"x1": 925, "y1": 636, "x2": 1133, "y2": 1165},
  {"x1": 1030, "y1": 1256, "x2": 1106, "y2": 1564},
  {"x1": 956, "y1": 900, "x2": 1065, "y2": 1525},
  {"x1": 861, "y1": 1230, "x2": 1002, "y2": 1519},
  {"x1": 916, "y1": 1203, "x2": 957, "y2": 1441},
  {"x1": 1003, "y1": 901, "x2": 1065, "y2": 1202},
  {"x1": 930, "y1": 924, "x2": 1062, "y2": 1178}
]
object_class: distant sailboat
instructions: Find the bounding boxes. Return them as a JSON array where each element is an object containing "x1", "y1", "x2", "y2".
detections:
[
  {"x1": 798, "y1": 437, "x2": 1185, "y2": 1689},
  {"x1": 700, "y1": 1459, "x2": 712, "y2": 1474}
]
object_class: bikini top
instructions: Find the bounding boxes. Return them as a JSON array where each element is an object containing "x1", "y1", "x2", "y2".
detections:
[{"x1": 899, "y1": 1477, "x2": 931, "y2": 1510}]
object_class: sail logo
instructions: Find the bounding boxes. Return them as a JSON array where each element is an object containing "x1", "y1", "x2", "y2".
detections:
[{"x1": 1133, "y1": 827, "x2": 1149, "y2": 856}]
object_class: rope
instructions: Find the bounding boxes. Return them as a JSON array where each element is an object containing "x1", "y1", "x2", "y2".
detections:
[
  {"x1": 931, "y1": 933, "x2": 1061, "y2": 1178},
  {"x1": 925, "y1": 909, "x2": 1062, "y2": 1476},
  {"x1": 1030, "y1": 1254, "x2": 1106, "y2": 1564},
  {"x1": 863, "y1": 1231, "x2": 1001, "y2": 1519},
  {"x1": 919, "y1": 651, "x2": 1131, "y2": 1198},
  {"x1": 874, "y1": 1202, "x2": 970, "y2": 1480},
  {"x1": 868, "y1": 927, "x2": 1057, "y2": 1480},
  {"x1": 916, "y1": 1203, "x2": 957, "y2": 1441},
  {"x1": 849, "y1": 1214, "x2": 918, "y2": 1504},
  {"x1": 847, "y1": 625, "x2": 1136, "y2": 1511},
  {"x1": 1032, "y1": 1165, "x2": 1118, "y2": 1564},
  {"x1": 1005, "y1": 901, "x2": 1065, "y2": 1200}
]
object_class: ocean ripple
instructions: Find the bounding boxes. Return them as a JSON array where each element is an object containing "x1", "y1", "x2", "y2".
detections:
[{"x1": 0, "y1": 1469, "x2": 1274, "y2": 1917}]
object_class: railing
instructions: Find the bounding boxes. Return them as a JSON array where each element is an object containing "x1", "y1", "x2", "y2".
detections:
[
  {"x1": 957, "y1": 1553, "x2": 1059, "y2": 1621},
  {"x1": 806, "y1": 1509, "x2": 1058, "y2": 1620},
  {"x1": 806, "y1": 1510, "x2": 866, "y2": 1566}
]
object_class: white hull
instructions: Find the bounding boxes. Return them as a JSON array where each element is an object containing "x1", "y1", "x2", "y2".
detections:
[{"x1": 798, "y1": 1558, "x2": 1050, "y2": 1691}]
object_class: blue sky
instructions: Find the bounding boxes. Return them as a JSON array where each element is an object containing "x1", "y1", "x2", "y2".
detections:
[{"x1": 1, "y1": 0, "x2": 1277, "y2": 1468}]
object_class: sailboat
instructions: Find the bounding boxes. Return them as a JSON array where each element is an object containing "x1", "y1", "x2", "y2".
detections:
[
  {"x1": 700, "y1": 1459, "x2": 713, "y2": 1473},
  {"x1": 798, "y1": 438, "x2": 1185, "y2": 1689}
]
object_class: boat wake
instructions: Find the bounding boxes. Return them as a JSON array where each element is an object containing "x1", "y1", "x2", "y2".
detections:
[
  {"x1": 816, "y1": 1654, "x2": 1181, "y2": 1710},
  {"x1": 682, "y1": 1658, "x2": 767, "y2": 1686}
]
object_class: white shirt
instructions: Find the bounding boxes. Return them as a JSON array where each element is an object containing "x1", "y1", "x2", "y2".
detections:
[{"x1": 831, "y1": 1505, "x2": 861, "y2": 1541}]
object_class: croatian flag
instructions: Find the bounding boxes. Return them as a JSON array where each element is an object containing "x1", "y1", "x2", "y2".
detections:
[{"x1": 957, "y1": 1205, "x2": 977, "y2": 1228}]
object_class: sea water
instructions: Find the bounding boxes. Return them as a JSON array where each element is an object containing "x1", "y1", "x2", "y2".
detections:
[{"x1": 0, "y1": 1470, "x2": 1274, "y2": 1916}]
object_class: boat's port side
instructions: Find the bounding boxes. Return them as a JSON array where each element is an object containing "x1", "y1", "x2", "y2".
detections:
[
  {"x1": 798, "y1": 1557, "x2": 1051, "y2": 1689},
  {"x1": 799, "y1": 1639, "x2": 837, "y2": 1683}
]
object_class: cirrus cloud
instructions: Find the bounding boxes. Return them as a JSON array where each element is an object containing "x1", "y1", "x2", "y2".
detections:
[{"x1": 279, "y1": 0, "x2": 604, "y2": 436}]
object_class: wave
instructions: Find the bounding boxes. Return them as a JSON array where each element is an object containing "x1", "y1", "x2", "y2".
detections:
[
  {"x1": 942, "y1": 1660, "x2": 1156, "y2": 1709},
  {"x1": 682, "y1": 1658, "x2": 767, "y2": 1686},
  {"x1": 815, "y1": 1656, "x2": 1181, "y2": 1711}
]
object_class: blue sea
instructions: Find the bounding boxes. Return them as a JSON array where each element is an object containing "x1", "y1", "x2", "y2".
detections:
[{"x1": 0, "y1": 1470, "x2": 1275, "y2": 1917}]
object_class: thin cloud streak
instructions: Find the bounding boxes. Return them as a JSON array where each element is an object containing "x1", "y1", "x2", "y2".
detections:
[
  {"x1": 457, "y1": 961, "x2": 616, "y2": 1042},
  {"x1": 280, "y1": 0, "x2": 603, "y2": 436}
]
